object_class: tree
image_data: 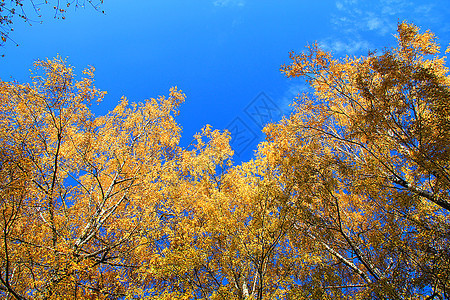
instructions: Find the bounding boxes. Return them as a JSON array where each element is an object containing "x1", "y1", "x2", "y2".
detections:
[
  {"x1": 0, "y1": 57, "x2": 189, "y2": 298},
  {"x1": 1, "y1": 21, "x2": 449, "y2": 299},
  {"x1": 121, "y1": 22, "x2": 450, "y2": 299},
  {"x1": 260, "y1": 21, "x2": 450, "y2": 298},
  {"x1": 0, "y1": 0, "x2": 104, "y2": 49}
]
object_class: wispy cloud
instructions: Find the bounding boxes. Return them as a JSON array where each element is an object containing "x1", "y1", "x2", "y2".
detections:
[
  {"x1": 332, "y1": 0, "x2": 403, "y2": 36},
  {"x1": 213, "y1": 0, "x2": 245, "y2": 7},
  {"x1": 325, "y1": 0, "x2": 448, "y2": 55},
  {"x1": 320, "y1": 38, "x2": 371, "y2": 55}
]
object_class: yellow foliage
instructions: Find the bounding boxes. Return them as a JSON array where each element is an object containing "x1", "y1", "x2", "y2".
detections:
[{"x1": 0, "y1": 22, "x2": 449, "y2": 299}]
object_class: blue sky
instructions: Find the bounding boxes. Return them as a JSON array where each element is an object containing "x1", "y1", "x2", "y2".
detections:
[{"x1": 1, "y1": 0, "x2": 450, "y2": 162}]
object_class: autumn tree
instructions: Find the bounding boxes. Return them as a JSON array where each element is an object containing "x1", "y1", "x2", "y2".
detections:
[
  {"x1": 1, "y1": 21, "x2": 449, "y2": 300},
  {"x1": 258, "y1": 21, "x2": 450, "y2": 298},
  {"x1": 154, "y1": 21, "x2": 450, "y2": 299},
  {"x1": 0, "y1": 57, "x2": 194, "y2": 299},
  {"x1": 138, "y1": 146, "x2": 302, "y2": 299}
]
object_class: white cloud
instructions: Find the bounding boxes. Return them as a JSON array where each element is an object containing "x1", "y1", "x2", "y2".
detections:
[
  {"x1": 326, "y1": 0, "x2": 450, "y2": 59},
  {"x1": 327, "y1": 0, "x2": 416, "y2": 55},
  {"x1": 415, "y1": 4, "x2": 433, "y2": 15},
  {"x1": 331, "y1": 0, "x2": 409, "y2": 36},
  {"x1": 320, "y1": 38, "x2": 371, "y2": 55},
  {"x1": 367, "y1": 17, "x2": 382, "y2": 31},
  {"x1": 380, "y1": 0, "x2": 409, "y2": 15},
  {"x1": 365, "y1": 14, "x2": 391, "y2": 35},
  {"x1": 213, "y1": 0, "x2": 245, "y2": 7}
]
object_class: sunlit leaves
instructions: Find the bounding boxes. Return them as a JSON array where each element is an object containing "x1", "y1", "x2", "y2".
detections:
[
  {"x1": 1, "y1": 21, "x2": 449, "y2": 300},
  {"x1": 272, "y1": 21, "x2": 450, "y2": 298}
]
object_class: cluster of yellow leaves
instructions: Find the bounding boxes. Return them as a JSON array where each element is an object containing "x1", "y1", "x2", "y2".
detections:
[
  {"x1": 274, "y1": 21, "x2": 450, "y2": 298},
  {"x1": 0, "y1": 22, "x2": 449, "y2": 300}
]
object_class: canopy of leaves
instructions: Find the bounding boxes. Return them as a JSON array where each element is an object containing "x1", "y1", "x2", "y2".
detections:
[{"x1": 0, "y1": 22, "x2": 449, "y2": 299}]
